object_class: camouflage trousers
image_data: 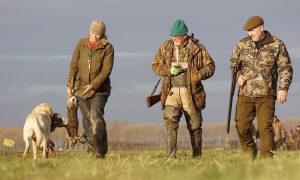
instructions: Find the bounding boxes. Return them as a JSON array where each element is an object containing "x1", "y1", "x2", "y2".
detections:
[
  {"x1": 163, "y1": 105, "x2": 203, "y2": 158},
  {"x1": 77, "y1": 95, "x2": 108, "y2": 157},
  {"x1": 235, "y1": 96, "x2": 275, "y2": 160}
]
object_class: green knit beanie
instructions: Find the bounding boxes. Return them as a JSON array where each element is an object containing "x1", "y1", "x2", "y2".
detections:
[{"x1": 170, "y1": 19, "x2": 188, "y2": 36}]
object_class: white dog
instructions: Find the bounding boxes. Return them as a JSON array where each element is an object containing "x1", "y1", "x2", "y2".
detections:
[{"x1": 23, "y1": 103, "x2": 65, "y2": 159}]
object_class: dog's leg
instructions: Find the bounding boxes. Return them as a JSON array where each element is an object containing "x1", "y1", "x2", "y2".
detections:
[
  {"x1": 49, "y1": 140, "x2": 56, "y2": 157},
  {"x1": 32, "y1": 140, "x2": 38, "y2": 160},
  {"x1": 42, "y1": 138, "x2": 48, "y2": 159},
  {"x1": 23, "y1": 138, "x2": 30, "y2": 159},
  {"x1": 64, "y1": 135, "x2": 70, "y2": 150},
  {"x1": 34, "y1": 132, "x2": 44, "y2": 159}
]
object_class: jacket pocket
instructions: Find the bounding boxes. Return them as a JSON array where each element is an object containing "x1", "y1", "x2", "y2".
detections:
[
  {"x1": 191, "y1": 66, "x2": 201, "y2": 85},
  {"x1": 192, "y1": 86, "x2": 206, "y2": 110}
]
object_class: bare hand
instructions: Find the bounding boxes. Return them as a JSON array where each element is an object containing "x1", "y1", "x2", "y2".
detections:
[
  {"x1": 67, "y1": 87, "x2": 73, "y2": 96},
  {"x1": 237, "y1": 75, "x2": 247, "y2": 86},
  {"x1": 277, "y1": 90, "x2": 288, "y2": 103},
  {"x1": 81, "y1": 85, "x2": 93, "y2": 96}
]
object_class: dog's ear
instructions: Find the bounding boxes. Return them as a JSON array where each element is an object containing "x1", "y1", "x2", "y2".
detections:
[{"x1": 52, "y1": 113, "x2": 66, "y2": 128}]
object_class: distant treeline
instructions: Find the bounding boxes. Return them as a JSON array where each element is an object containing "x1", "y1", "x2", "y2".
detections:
[{"x1": 1, "y1": 118, "x2": 299, "y2": 151}]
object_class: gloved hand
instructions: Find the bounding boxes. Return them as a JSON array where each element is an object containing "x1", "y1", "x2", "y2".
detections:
[{"x1": 170, "y1": 66, "x2": 182, "y2": 76}]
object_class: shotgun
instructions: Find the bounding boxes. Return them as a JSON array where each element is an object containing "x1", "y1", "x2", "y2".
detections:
[
  {"x1": 226, "y1": 65, "x2": 238, "y2": 134},
  {"x1": 146, "y1": 79, "x2": 161, "y2": 108}
]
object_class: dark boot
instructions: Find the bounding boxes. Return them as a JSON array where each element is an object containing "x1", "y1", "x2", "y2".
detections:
[
  {"x1": 165, "y1": 130, "x2": 178, "y2": 159},
  {"x1": 163, "y1": 105, "x2": 182, "y2": 159},
  {"x1": 189, "y1": 128, "x2": 202, "y2": 158},
  {"x1": 244, "y1": 146, "x2": 257, "y2": 161},
  {"x1": 185, "y1": 112, "x2": 203, "y2": 158}
]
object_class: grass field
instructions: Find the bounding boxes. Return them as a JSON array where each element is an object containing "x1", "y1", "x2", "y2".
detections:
[{"x1": 1, "y1": 149, "x2": 300, "y2": 180}]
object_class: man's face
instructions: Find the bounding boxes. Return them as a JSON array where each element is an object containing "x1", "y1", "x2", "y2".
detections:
[
  {"x1": 247, "y1": 25, "x2": 265, "y2": 42},
  {"x1": 89, "y1": 31, "x2": 101, "y2": 43},
  {"x1": 172, "y1": 35, "x2": 187, "y2": 46}
]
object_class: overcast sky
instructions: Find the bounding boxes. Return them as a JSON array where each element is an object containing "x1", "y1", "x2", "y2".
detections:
[{"x1": 0, "y1": 0, "x2": 299, "y2": 126}]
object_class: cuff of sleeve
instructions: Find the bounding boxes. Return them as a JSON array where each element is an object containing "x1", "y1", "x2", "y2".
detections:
[
  {"x1": 67, "y1": 83, "x2": 73, "y2": 89},
  {"x1": 165, "y1": 66, "x2": 171, "y2": 76},
  {"x1": 236, "y1": 72, "x2": 242, "y2": 81},
  {"x1": 278, "y1": 85, "x2": 289, "y2": 91},
  {"x1": 278, "y1": 87, "x2": 289, "y2": 91},
  {"x1": 198, "y1": 71, "x2": 204, "y2": 80},
  {"x1": 90, "y1": 83, "x2": 97, "y2": 90}
]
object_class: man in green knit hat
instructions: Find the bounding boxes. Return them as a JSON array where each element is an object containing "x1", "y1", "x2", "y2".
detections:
[{"x1": 152, "y1": 19, "x2": 215, "y2": 159}]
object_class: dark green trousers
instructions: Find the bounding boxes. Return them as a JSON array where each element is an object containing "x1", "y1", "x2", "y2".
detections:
[{"x1": 235, "y1": 96, "x2": 275, "y2": 159}]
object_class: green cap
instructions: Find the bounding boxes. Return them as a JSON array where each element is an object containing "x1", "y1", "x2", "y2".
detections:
[{"x1": 170, "y1": 19, "x2": 188, "y2": 36}]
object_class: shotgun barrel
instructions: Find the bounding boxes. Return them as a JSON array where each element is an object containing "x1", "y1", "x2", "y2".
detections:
[{"x1": 226, "y1": 66, "x2": 237, "y2": 134}]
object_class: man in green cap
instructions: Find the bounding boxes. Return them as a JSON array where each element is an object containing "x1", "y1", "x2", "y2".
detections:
[
  {"x1": 230, "y1": 16, "x2": 293, "y2": 160},
  {"x1": 152, "y1": 19, "x2": 215, "y2": 159}
]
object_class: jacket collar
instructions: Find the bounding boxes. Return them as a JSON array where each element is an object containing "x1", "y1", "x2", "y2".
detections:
[
  {"x1": 245, "y1": 31, "x2": 274, "y2": 45},
  {"x1": 260, "y1": 31, "x2": 274, "y2": 45},
  {"x1": 85, "y1": 36, "x2": 108, "y2": 49},
  {"x1": 167, "y1": 37, "x2": 200, "y2": 56},
  {"x1": 187, "y1": 37, "x2": 200, "y2": 56}
]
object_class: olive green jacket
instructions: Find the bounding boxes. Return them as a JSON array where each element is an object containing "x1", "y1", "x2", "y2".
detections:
[
  {"x1": 230, "y1": 31, "x2": 293, "y2": 97},
  {"x1": 67, "y1": 37, "x2": 114, "y2": 98},
  {"x1": 152, "y1": 36, "x2": 215, "y2": 110}
]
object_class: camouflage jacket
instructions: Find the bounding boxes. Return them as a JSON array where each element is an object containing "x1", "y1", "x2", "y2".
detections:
[
  {"x1": 152, "y1": 36, "x2": 215, "y2": 110},
  {"x1": 67, "y1": 37, "x2": 114, "y2": 98},
  {"x1": 230, "y1": 31, "x2": 293, "y2": 97}
]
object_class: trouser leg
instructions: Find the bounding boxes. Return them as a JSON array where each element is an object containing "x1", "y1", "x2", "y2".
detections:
[
  {"x1": 77, "y1": 97, "x2": 93, "y2": 152},
  {"x1": 256, "y1": 97, "x2": 275, "y2": 158},
  {"x1": 184, "y1": 111, "x2": 203, "y2": 158},
  {"x1": 77, "y1": 95, "x2": 109, "y2": 157},
  {"x1": 90, "y1": 95, "x2": 108, "y2": 156},
  {"x1": 235, "y1": 96, "x2": 257, "y2": 160},
  {"x1": 163, "y1": 105, "x2": 182, "y2": 158}
]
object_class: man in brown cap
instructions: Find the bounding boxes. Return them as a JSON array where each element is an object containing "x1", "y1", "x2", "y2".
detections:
[
  {"x1": 67, "y1": 19, "x2": 114, "y2": 159},
  {"x1": 230, "y1": 16, "x2": 293, "y2": 160}
]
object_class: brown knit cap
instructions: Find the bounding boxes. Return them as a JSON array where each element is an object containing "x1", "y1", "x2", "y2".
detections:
[
  {"x1": 243, "y1": 16, "x2": 264, "y2": 31},
  {"x1": 89, "y1": 20, "x2": 106, "y2": 35}
]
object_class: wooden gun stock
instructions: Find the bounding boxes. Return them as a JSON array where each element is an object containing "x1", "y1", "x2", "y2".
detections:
[
  {"x1": 147, "y1": 78, "x2": 161, "y2": 108},
  {"x1": 146, "y1": 94, "x2": 161, "y2": 108}
]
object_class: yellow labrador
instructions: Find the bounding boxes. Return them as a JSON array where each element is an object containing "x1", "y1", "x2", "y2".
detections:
[{"x1": 23, "y1": 103, "x2": 65, "y2": 159}]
